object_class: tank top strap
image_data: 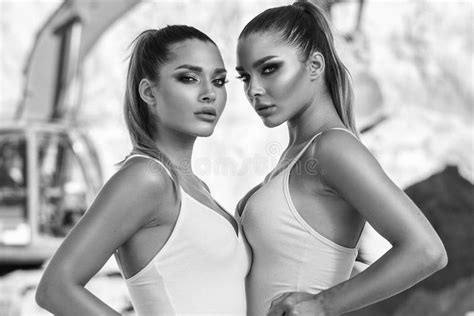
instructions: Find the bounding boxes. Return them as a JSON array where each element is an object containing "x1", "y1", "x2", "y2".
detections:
[
  {"x1": 328, "y1": 127, "x2": 358, "y2": 139},
  {"x1": 290, "y1": 132, "x2": 324, "y2": 165},
  {"x1": 123, "y1": 153, "x2": 176, "y2": 185}
]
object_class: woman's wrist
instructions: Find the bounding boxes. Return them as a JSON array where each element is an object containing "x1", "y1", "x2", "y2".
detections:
[{"x1": 313, "y1": 289, "x2": 339, "y2": 316}]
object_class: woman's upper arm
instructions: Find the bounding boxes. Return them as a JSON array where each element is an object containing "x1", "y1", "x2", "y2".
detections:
[
  {"x1": 41, "y1": 159, "x2": 175, "y2": 286},
  {"x1": 316, "y1": 131, "x2": 441, "y2": 246}
]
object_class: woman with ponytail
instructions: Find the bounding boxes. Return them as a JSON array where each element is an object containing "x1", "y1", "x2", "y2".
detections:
[
  {"x1": 235, "y1": 1, "x2": 446, "y2": 315},
  {"x1": 36, "y1": 25, "x2": 249, "y2": 316}
]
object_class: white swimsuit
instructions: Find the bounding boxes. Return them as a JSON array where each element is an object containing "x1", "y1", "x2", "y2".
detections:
[
  {"x1": 241, "y1": 129, "x2": 362, "y2": 316},
  {"x1": 120, "y1": 154, "x2": 250, "y2": 316}
]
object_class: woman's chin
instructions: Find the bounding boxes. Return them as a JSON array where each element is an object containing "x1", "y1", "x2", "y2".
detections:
[
  {"x1": 194, "y1": 126, "x2": 216, "y2": 137},
  {"x1": 262, "y1": 117, "x2": 283, "y2": 128},
  {"x1": 199, "y1": 131, "x2": 214, "y2": 137}
]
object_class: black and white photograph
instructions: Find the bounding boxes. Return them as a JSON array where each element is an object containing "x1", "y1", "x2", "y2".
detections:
[{"x1": 0, "y1": 0, "x2": 472, "y2": 315}]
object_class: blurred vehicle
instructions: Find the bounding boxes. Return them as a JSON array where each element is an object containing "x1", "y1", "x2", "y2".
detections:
[
  {"x1": 0, "y1": 0, "x2": 140, "y2": 265},
  {"x1": 0, "y1": 123, "x2": 102, "y2": 264}
]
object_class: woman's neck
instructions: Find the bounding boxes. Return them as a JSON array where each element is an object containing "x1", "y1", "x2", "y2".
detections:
[
  {"x1": 152, "y1": 127, "x2": 196, "y2": 175},
  {"x1": 287, "y1": 91, "x2": 344, "y2": 147}
]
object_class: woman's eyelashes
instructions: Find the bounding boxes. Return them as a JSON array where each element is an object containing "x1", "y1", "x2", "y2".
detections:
[
  {"x1": 261, "y1": 63, "x2": 280, "y2": 75},
  {"x1": 236, "y1": 63, "x2": 281, "y2": 83},
  {"x1": 178, "y1": 73, "x2": 199, "y2": 83},
  {"x1": 213, "y1": 77, "x2": 228, "y2": 87},
  {"x1": 177, "y1": 73, "x2": 228, "y2": 87}
]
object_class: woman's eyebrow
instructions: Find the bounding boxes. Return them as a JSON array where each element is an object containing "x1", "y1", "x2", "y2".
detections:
[
  {"x1": 214, "y1": 68, "x2": 227, "y2": 75},
  {"x1": 175, "y1": 64, "x2": 226, "y2": 75},
  {"x1": 235, "y1": 55, "x2": 278, "y2": 72},
  {"x1": 253, "y1": 56, "x2": 278, "y2": 68},
  {"x1": 175, "y1": 64, "x2": 203, "y2": 72}
]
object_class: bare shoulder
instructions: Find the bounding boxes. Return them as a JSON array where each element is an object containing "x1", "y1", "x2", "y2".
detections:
[
  {"x1": 117, "y1": 156, "x2": 176, "y2": 193},
  {"x1": 100, "y1": 156, "x2": 178, "y2": 223},
  {"x1": 315, "y1": 129, "x2": 366, "y2": 156},
  {"x1": 308, "y1": 129, "x2": 383, "y2": 185},
  {"x1": 312, "y1": 129, "x2": 375, "y2": 166}
]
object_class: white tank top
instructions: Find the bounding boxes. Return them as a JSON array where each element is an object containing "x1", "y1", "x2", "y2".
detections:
[
  {"x1": 120, "y1": 154, "x2": 250, "y2": 316},
  {"x1": 241, "y1": 128, "x2": 362, "y2": 316}
]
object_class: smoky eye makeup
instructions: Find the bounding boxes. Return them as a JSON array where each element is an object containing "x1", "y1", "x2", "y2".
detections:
[
  {"x1": 176, "y1": 72, "x2": 199, "y2": 83},
  {"x1": 261, "y1": 62, "x2": 282, "y2": 75},
  {"x1": 213, "y1": 76, "x2": 229, "y2": 87}
]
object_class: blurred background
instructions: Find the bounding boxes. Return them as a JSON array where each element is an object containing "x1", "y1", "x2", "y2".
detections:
[{"x1": 0, "y1": 0, "x2": 472, "y2": 315}]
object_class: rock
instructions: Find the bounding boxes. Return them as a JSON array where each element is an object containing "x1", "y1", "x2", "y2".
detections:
[
  {"x1": 394, "y1": 276, "x2": 474, "y2": 316},
  {"x1": 348, "y1": 165, "x2": 474, "y2": 315}
]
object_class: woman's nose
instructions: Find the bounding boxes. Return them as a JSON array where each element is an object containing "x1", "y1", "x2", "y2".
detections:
[
  {"x1": 199, "y1": 81, "x2": 217, "y2": 103},
  {"x1": 247, "y1": 77, "x2": 265, "y2": 99}
]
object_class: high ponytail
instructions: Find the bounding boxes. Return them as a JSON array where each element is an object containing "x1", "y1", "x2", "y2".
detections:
[
  {"x1": 295, "y1": 1, "x2": 358, "y2": 137},
  {"x1": 239, "y1": 0, "x2": 358, "y2": 137}
]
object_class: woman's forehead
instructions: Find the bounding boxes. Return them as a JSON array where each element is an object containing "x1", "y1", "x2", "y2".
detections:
[
  {"x1": 166, "y1": 39, "x2": 224, "y2": 69},
  {"x1": 237, "y1": 33, "x2": 298, "y2": 66}
]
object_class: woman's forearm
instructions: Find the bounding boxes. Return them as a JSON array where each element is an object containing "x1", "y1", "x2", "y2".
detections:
[
  {"x1": 36, "y1": 280, "x2": 120, "y2": 316},
  {"x1": 318, "y1": 240, "x2": 447, "y2": 315}
]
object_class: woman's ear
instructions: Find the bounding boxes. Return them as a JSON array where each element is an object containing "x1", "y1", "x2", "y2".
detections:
[
  {"x1": 138, "y1": 78, "x2": 156, "y2": 106},
  {"x1": 308, "y1": 51, "x2": 325, "y2": 80}
]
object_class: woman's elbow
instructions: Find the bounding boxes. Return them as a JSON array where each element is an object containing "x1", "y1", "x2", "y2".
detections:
[
  {"x1": 35, "y1": 273, "x2": 67, "y2": 311},
  {"x1": 35, "y1": 278, "x2": 53, "y2": 310},
  {"x1": 420, "y1": 239, "x2": 448, "y2": 273}
]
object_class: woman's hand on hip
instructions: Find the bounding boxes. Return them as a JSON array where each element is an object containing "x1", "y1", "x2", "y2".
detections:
[{"x1": 267, "y1": 291, "x2": 334, "y2": 316}]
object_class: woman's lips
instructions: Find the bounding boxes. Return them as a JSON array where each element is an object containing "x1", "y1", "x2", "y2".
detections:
[
  {"x1": 195, "y1": 113, "x2": 217, "y2": 122},
  {"x1": 195, "y1": 107, "x2": 217, "y2": 122},
  {"x1": 255, "y1": 104, "x2": 276, "y2": 117}
]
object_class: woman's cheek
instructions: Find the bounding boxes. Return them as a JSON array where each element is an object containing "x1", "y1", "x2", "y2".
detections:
[{"x1": 270, "y1": 69, "x2": 305, "y2": 101}]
